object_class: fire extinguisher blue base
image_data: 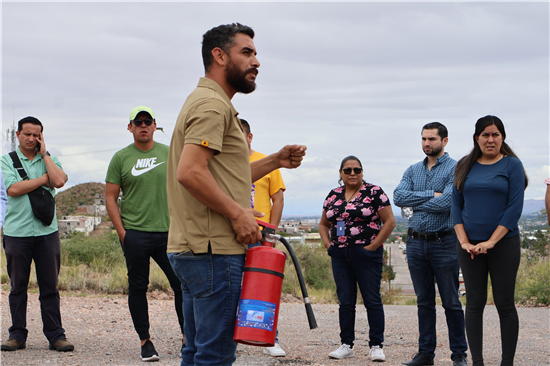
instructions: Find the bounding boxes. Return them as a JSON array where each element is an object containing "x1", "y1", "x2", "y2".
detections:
[{"x1": 236, "y1": 299, "x2": 276, "y2": 331}]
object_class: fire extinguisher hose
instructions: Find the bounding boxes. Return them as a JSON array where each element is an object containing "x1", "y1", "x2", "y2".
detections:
[{"x1": 274, "y1": 235, "x2": 318, "y2": 330}]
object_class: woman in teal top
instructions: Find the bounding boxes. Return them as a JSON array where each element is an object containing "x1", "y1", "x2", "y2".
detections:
[{"x1": 452, "y1": 115, "x2": 528, "y2": 366}]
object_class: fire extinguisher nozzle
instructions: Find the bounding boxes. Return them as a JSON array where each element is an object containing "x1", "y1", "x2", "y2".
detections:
[
  {"x1": 276, "y1": 236, "x2": 318, "y2": 331},
  {"x1": 304, "y1": 302, "x2": 318, "y2": 329}
]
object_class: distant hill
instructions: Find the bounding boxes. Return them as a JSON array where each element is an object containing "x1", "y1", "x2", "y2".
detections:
[
  {"x1": 522, "y1": 199, "x2": 545, "y2": 216},
  {"x1": 390, "y1": 199, "x2": 545, "y2": 218},
  {"x1": 56, "y1": 185, "x2": 544, "y2": 219},
  {"x1": 55, "y1": 182, "x2": 105, "y2": 217}
]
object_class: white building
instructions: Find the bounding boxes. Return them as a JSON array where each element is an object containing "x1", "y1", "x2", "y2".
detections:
[{"x1": 58, "y1": 215, "x2": 101, "y2": 236}]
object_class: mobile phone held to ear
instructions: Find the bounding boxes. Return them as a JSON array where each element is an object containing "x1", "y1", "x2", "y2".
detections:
[{"x1": 36, "y1": 142, "x2": 41, "y2": 152}]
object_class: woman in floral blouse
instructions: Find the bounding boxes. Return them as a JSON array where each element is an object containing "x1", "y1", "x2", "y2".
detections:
[{"x1": 319, "y1": 155, "x2": 396, "y2": 362}]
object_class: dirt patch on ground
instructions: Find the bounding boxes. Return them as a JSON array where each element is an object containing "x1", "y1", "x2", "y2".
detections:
[{"x1": 1, "y1": 289, "x2": 549, "y2": 365}]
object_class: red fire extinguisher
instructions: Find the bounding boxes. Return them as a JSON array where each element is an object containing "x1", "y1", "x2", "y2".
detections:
[{"x1": 234, "y1": 220, "x2": 318, "y2": 346}]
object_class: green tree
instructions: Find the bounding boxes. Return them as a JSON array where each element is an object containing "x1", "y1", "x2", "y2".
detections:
[
  {"x1": 521, "y1": 208, "x2": 550, "y2": 263},
  {"x1": 522, "y1": 230, "x2": 549, "y2": 261}
]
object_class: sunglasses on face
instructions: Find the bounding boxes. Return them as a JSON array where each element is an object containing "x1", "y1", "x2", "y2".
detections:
[
  {"x1": 342, "y1": 167, "x2": 363, "y2": 175},
  {"x1": 132, "y1": 119, "x2": 154, "y2": 127}
]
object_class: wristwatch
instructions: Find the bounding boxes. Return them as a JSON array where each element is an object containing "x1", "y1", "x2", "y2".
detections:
[{"x1": 41, "y1": 151, "x2": 50, "y2": 159}]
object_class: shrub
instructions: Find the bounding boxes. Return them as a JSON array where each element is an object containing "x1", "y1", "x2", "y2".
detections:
[
  {"x1": 281, "y1": 244, "x2": 337, "y2": 303},
  {"x1": 515, "y1": 256, "x2": 550, "y2": 305},
  {"x1": 61, "y1": 231, "x2": 124, "y2": 271},
  {"x1": 0, "y1": 231, "x2": 173, "y2": 294}
]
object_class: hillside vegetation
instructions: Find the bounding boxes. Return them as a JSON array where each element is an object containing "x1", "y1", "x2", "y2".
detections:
[{"x1": 56, "y1": 182, "x2": 106, "y2": 217}]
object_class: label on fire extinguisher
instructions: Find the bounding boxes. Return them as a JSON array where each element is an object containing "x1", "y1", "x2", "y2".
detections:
[{"x1": 236, "y1": 299, "x2": 276, "y2": 331}]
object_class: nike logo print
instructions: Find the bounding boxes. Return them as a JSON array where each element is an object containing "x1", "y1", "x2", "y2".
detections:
[{"x1": 131, "y1": 158, "x2": 165, "y2": 176}]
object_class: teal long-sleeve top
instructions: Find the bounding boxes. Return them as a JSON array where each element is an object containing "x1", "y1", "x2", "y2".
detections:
[{"x1": 452, "y1": 155, "x2": 525, "y2": 241}]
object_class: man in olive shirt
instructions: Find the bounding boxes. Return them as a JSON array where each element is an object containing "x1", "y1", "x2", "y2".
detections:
[
  {"x1": 106, "y1": 106, "x2": 184, "y2": 362},
  {"x1": 1, "y1": 116, "x2": 73, "y2": 352},
  {"x1": 167, "y1": 23, "x2": 306, "y2": 365}
]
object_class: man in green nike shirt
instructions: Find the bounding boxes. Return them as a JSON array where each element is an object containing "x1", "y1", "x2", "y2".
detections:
[{"x1": 105, "y1": 106, "x2": 184, "y2": 362}]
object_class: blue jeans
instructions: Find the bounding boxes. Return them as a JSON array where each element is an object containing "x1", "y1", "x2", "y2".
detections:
[
  {"x1": 169, "y1": 250, "x2": 245, "y2": 366},
  {"x1": 406, "y1": 233, "x2": 467, "y2": 359},
  {"x1": 328, "y1": 245, "x2": 385, "y2": 348}
]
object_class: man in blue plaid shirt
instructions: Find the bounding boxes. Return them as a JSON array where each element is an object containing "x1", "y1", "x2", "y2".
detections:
[{"x1": 394, "y1": 122, "x2": 467, "y2": 366}]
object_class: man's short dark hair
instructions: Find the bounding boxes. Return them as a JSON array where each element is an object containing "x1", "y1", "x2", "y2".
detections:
[
  {"x1": 240, "y1": 119, "x2": 250, "y2": 135},
  {"x1": 422, "y1": 122, "x2": 448, "y2": 139},
  {"x1": 202, "y1": 23, "x2": 255, "y2": 73},
  {"x1": 18, "y1": 116, "x2": 43, "y2": 132}
]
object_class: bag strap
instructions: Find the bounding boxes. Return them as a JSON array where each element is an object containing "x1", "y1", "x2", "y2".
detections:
[{"x1": 9, "y1": 151, "x2": 30, "y2": 181}]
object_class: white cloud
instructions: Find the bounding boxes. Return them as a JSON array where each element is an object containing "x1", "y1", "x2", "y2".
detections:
[{"x1": 2, "y1": 1, "x2": 548, "y2": 213}]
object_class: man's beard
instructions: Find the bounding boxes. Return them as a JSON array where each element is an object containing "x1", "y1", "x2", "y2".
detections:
[
  {"x1": 424, "y1": 145, "x2": 443, "y2": 157},
  {"x1": 225, "y1": 59, "x2": 257, "y2": 94}
]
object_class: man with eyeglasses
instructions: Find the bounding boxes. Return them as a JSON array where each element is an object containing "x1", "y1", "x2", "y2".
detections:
[
  {"x1": 393, "y1": 122, "x2": 467, "y2": 366},
  {"x1": 105, "y1": 106, "x2": 184, "y2": 362}
]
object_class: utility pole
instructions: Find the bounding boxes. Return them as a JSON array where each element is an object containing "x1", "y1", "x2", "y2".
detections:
[
  {"x1": 389, "y1": 246, "x2": 392, "y2": 292},
  {"x1": 6, "y1": 109, "x2": 17, "y2": 152}
]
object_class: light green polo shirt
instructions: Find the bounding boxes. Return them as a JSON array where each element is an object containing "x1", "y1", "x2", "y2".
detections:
[{"x1": 1, "y1": 147, "x2": 63, "y2": 237}]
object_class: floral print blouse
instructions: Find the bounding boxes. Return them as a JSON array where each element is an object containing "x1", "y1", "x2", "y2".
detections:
[{"x1": 323, "y1": 182, "x2": 390, "y2": 248}]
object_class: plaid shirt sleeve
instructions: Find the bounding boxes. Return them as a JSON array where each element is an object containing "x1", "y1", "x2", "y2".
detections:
[
  {"x1": 393, "y1": 154, "x2": 456, "y2": 233},
  {"x1": 393, "y1": 165, "x2": 434, "y2": 207},
  {"x1": 414, "y1": 169, "x2": 454, "y2": 213}
]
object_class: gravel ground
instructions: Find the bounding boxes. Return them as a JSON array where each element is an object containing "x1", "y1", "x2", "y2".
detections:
[{"x1": 1, "y1": 289, "x2": 548, "y2": 365}]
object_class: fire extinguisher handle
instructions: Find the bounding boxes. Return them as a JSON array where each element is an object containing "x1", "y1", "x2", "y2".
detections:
[{"x1": 275, "y1": 236, "x2": 318, "y2": 330}]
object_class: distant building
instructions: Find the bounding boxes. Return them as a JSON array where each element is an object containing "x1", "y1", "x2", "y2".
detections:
[
  {"x1": 393, "y1": 235, "x2": 404, "y2": 245},
  {"x1": 287, "y1": 236, "x2": 305, "y2": 245},
  {"x1": 77, "y1": 205, "x2": 107, "y2": 216},
  {"x1": 304, "y1": 233, "x2": 321, "y2": 245},
  {"x1": 282, "y1": 225, "x2": 299, "y2": 234},
  {"x1": 58, "y1": 215, "x2": 101, "y2": 236}
]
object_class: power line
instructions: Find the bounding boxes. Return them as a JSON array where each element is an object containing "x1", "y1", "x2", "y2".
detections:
[{"x1": 56, "y1": 148, "x2": 120, "y2": 157}]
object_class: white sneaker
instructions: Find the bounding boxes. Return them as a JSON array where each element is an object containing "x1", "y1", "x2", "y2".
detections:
[
  {"x1": 328, "y1": 344, "x2": 355, "y2": 359},
  {"x1": 369, "y1": 345, "x2": 386, "y2": 362},
  {"x1": 263, "y1": 343, "x2": 286, "y2": 357}
]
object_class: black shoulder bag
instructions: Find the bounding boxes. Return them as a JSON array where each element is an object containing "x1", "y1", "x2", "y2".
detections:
[{"x1": 9, "y1": 151, "x2": 56, "y2": 226}]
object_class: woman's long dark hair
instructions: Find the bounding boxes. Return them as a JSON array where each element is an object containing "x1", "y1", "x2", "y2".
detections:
[{"x1": 454, "y1": 115, "x2": 528, "y2": 192}]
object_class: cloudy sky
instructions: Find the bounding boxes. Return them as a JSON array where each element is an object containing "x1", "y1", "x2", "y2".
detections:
[{"x1": 2, "y1": 1, "x2": 549, "y2": 216}]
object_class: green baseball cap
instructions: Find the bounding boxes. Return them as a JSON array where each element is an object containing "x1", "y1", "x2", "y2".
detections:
[{"x1": 129, "y1": 106, "x2": 155, "y2": 121}]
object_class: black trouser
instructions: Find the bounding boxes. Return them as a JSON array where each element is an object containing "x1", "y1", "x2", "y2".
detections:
[
  {"x1": 122, "y1": 229, "x2": 184, "y2": 340},
  {"x1": 457, "y1": 235, "x2": 520, "y2": 366},
  {"x1": 3, "y1": 232, "x2": 66, "y2": 344}
]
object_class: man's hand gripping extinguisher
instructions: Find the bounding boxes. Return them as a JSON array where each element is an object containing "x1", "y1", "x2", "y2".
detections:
[{"x1": 233, "y1": 220, "x2": 318, "y2": 346}]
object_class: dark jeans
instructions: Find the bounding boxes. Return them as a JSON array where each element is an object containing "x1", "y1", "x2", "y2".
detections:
[
  {"x1": 328, "y1": 245, "x2": 385, "y2": 348},
  {"x1": 406, "y1": 233, "x2": 467, "y2": 360},
  {"x1": 169, "y1": 249, "x2": 245, "y2": 366},
  {"x1": 457, "y1": 235, "x2": 520, "y2": 366},
  {"x1": 3, "y1": 232, "x2": 66, "y2": 344},
  {"x1": 121, "y1": 229, "x2": 184, "y2": 340}
]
